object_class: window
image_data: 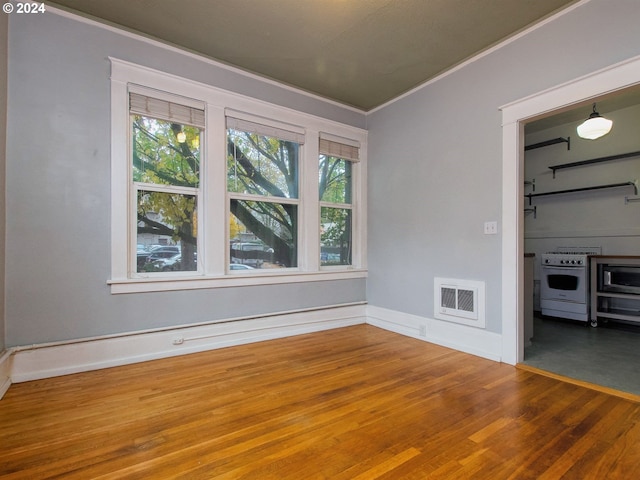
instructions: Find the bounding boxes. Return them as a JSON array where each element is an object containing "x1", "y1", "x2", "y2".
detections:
[
  {"x1": 319, "y1": 136, "x2": 359, "y2": 266},
  {"x1": 110, "y1": 59, "x2": 367, "y2": 293},
  {"x1": 130, "y1": 92, "x2": 204, "y2": 275},
  {"x1": 227, "y1": 117, "x2": 303, "y2": 269}
]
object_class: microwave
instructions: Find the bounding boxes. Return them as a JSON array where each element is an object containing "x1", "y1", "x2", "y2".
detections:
[{"x1": 598, "y1": 264, "x2": 640, "y2": 295}]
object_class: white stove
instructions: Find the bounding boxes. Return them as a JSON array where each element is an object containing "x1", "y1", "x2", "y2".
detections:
[
  {"x1": 542, "y1": 248, "x2": 601, "y2": 266},
  {"x1": 540, "y1": 247, "x2": 601, "y2": 323}
]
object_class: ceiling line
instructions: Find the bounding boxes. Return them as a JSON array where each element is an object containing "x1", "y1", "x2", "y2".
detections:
[
  {"x1": 45, "y1": 4, "x2": 369, "y2": 115},
  {"x1": 367, "y1": 0, "x2": 588, "y2": 115}
]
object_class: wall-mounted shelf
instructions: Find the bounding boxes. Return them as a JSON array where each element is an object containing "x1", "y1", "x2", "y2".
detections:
[
  {"x1": 525, "y1": 181, "x2": 637, "y2": 205},
  {"x1": 525, "y1": 137, "x2": 570, "y2": 152},
  {"x1": 548, "y1": 150, "x2": 640, "y2": 178}
]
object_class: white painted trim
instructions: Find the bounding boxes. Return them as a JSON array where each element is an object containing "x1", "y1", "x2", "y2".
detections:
[
  {"x1": 0, "y1": 350, "x2": 12, "y2": 400},
  {"x1": 369, "y1": 0, "x2": 588, "y2": 114},
  {"x1": 110, "y1": 58, "x2": 368, "y2": 293},
  {"x1": 109, "y1": 269, "x2": 367, "y2": 294},
  {"x1": 366, "y1": 305, "x2": 502, "y2": 362},
  {"x1": 10, "y1": 305, "x2": 367, "y2": 383},
  {"x1": 501, "y1": 54, "x2": 640, "y2": 365}
]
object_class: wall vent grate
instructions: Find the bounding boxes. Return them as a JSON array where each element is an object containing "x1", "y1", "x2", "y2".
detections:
[{"x1": 434, "y1": 278, "x2": 486, "y2": 328}]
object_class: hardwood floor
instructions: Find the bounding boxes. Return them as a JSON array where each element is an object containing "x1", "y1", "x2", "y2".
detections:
[{"x1": 1, "y1": 324, "x2": 639, "y2": 479}]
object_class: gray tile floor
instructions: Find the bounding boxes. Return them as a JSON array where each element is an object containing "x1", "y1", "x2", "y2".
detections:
[{"x1": 523, "y1": 315, "x2": 640, "y2": 396}]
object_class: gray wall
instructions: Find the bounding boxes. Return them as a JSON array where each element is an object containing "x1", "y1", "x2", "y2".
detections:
[
  {"x1": 4, "y1": 11, "x2": 366, "y2": 347},
  {"x1": 366, "y1": 0, "x2": 640, "y2": 333},
  {"x1": 0, "y1": 12, "x2": 6, "y2": 352}
]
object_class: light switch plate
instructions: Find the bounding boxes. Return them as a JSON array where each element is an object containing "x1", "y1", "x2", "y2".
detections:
[{"x1": 484, "y1": 221, "x2": 498, "y2": 235}]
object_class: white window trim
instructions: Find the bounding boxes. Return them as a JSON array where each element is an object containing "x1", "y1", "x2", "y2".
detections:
[{"x1": 109, "y1": 58, "x2": 367, "y2": 294}]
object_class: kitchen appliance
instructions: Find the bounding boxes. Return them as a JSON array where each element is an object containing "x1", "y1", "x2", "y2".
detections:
[
  {"x1": 598, "y1": 263, "x2": 640, "y2": 295},
  {"x1": 540, "y1": 247, "x2": 601, "y2": 322}
]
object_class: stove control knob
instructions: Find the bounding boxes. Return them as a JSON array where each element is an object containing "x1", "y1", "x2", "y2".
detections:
[{"x1": 571, "y1": 260, "x2": 576, "y2": 264}]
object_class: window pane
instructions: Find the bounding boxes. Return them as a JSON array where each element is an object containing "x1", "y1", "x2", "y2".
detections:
[
  {"x1": 230, "y1": 200, "x2": 297, "y2": 268},
  {"x1": 227, "y1": 129, "x2": 299, "y2": 198},
  {"x1": 137, "y1": 190, "x2": 198, "y2": 273},
  {"x1": 132, "y1": 115, "x2": 201, "y2": 188},
  {"x1": 321, "y1": 207, "x2": 352, "y2": 266},
  {"x1": 319, "y1": 155, "x2": 352, "y2": 204}
]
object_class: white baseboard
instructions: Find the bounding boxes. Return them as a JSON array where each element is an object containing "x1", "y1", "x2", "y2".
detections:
[
  {"x1": 10, "y1": 304, "x2": 367, "y2": 383},
  {"x1": 365, "y1": 305, "x2": 503, "y2": 362},
  {"x1": 0, "y1": 350, "x2": 12, "y2": 400},
  {"x1": 7, "y1": 303, "x2": 503, "y2": 388}
]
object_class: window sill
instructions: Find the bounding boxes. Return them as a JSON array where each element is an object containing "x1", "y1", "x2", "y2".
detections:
[{"x1": 108, "y1": 269, "x2": 368, "y2": 294}]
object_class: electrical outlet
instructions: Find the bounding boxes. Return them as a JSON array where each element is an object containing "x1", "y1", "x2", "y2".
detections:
[
  {"x1": 484, "y1": 221, "x2": 498, "y2": 235},
  {"x1": 172, "y1": 337, "x2": 184, "y2": 345},
  {"x1": 419, "y1": 324, "x2": 427, "y2": 337}
]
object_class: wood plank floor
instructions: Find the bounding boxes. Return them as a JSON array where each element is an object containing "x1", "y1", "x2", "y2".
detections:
[{"x1": 1, "y1": 324, "x2": 640, "y2": 479}]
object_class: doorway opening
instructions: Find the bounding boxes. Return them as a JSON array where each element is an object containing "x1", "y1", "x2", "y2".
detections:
[{"x1": 499, "y1": 54, "x2": 640, "y2": 372}]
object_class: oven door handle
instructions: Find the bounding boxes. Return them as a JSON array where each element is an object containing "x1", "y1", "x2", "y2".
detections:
[{"x1": 542, "y1": 265, "x2": 585, "y2": 271}]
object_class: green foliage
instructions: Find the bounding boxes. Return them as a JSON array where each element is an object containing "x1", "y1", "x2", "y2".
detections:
[
  {"x1": 133, "y1": 115, "x2": 200, "y2": 188},
  {"x1": 320, "y1": 207, "x2": 352, "y2": 265},
  {"x1": 227, "y1": 130, "x2": 298, "y2": 198},
  {"x1": 319, "y1": 155, "x2": 351, "y2": 204},
  {"x1": 133, "y1": 115, "x2": 200, "y2": 271},
  {"x1": 132, "y1": 118, "x2": 354, "y2": 270},
  {"x1": 227, "y1": 130, "x2": 299, "y2": 266}
]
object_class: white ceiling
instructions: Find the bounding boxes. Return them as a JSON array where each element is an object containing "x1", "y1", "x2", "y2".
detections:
[{"x1": 49, "y1": 0, "x2": 578, "y2": 111}]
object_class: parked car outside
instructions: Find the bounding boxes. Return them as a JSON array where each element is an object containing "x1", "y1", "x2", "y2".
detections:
[
  {"x1": 229, "y1": 264, "x2": 254, "y2": 270},
  {"x1": 147, "y1": 252, "x2": 198, "y2": 272},
  {"x1": 146, "y1": 246, "x2": 180, "y2": 262},
  {"x1": 230, "y1": 242, "x2": 273, "y2": 268},
  {"x1": 151, "y1": 253, "x2": 182, "y2": 271}
]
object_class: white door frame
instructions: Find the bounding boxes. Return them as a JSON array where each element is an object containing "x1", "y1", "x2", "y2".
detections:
[{"x1": 500, "y1": 55, "x2": 640, "y2": 365}]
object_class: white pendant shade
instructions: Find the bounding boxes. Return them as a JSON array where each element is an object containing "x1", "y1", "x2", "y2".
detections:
[{"x1": 576, "y1": 104, "x2": 613, "y2": 140}]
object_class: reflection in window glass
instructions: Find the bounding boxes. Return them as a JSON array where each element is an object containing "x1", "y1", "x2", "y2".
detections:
[
  {"x1": 230, "y1": 200, "x2": 297, "y2": 269},
  {"x1": 227, "y1": 129, "x2": 298, "y2": 198},
  {"x1": 227, "y1": 126, "x2": 300, "y2": 270},
  {"x1": 320, "y1": 207, "x2": 352, "y2": 266},
  {"x1": 136, "y1": 191, "x2": 198, "y2": 272},
  {"x1": 132, "y1": 115, "x2": 201, "y2": 275},
  {"x1": 319, "y1": 154, "x2": 353, "y2": 266},
  {"x1": 319, "y1": 156, "x2": 351, "y2": 204},
  {"x1": 132, "y1": 116, "x2": 200, "y2": 188}
]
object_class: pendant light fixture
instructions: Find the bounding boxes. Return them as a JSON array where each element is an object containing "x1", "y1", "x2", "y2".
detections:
[{"x1": 576, "y1": 103, "x2": 613, "y2": 140}]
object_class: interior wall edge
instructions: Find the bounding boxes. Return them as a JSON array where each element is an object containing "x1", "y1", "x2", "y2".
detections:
[
  {"x1": 365, "y1": 305, "x2": 502, "y2": 363},
  {"x1": 0, "y1": 350, "x2": 11, "y2": 400}
]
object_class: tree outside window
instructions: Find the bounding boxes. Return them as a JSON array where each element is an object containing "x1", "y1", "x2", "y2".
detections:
[
  {"x1": 131, "y1": 96, "x2": 203, "y2": 273},
  {"x1": 227, "y1": 120, "x2": 301, "y2": 269}
]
